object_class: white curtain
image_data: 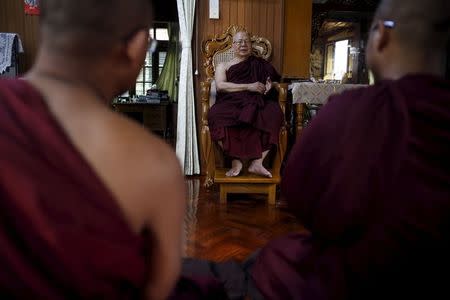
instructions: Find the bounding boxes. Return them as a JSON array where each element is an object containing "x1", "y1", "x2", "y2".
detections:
[
  {"x1": 176, "y1": 0, "x2": 200, "y2": 175},
  {"x1": 183, "y1": 178, "x2": 199, "y2": 255}
]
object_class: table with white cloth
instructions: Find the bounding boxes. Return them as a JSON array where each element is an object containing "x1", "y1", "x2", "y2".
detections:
[{"x1": 290, "y1": 82, "x2": 367, "y2": 138}]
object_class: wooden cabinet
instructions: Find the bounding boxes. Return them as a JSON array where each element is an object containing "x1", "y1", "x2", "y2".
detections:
[{"x1": 112, "y1": 102, "x2": 171, "y2": 139}]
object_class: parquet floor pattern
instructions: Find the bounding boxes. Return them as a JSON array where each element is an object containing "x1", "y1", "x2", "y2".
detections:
[{"x1": 183, "y1": 177, "x2": 306, "y2": 262}]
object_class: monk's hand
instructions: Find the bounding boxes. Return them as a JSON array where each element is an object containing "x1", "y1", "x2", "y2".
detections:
[
  {"x1": 247, "y1": 82, "x2": 266, "y2": 94},
  {"x1": 264, "y1": 77, "x2": 273, "y2": 94}
]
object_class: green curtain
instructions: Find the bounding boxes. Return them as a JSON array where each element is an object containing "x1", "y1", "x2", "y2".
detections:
[{"x1": 156, "y1": 22, "x2": 180, "y2": 102}]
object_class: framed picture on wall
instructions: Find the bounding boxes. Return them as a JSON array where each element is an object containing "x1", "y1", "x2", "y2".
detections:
[{"x1": 24, "y1": 0, "x2": 40, "y2": 15}]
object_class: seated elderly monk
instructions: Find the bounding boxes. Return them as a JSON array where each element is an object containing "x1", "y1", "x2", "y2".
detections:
[
  {"x1": 0, "y1": 0, "x2": 186, "y2": 299},
  {"x1": 177, "y1": 0, "x2": 450, "y2": 299},
  {"x1": 208, "y1": 30, "x2": 283, "y2": 178}
]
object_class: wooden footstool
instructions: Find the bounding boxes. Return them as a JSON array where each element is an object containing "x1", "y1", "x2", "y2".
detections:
[{"x1": 214, "y1": 168, "x2": 280, "y2": 205}]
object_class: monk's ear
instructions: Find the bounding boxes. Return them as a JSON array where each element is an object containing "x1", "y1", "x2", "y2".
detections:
[
  {"x1": 373, "y1": 20, "x2": 391, "y2": 53},
  {"x1": 124, "y1": 29, "x2": 149, "y2": 66}
]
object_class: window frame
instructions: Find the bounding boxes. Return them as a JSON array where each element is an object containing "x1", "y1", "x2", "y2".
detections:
[
  {"x1": 133, "y1": 22, "x2": 170, "y2": 96},
  {"x1": 323, "y1": 38, "x2": 351, "y2": 81}
]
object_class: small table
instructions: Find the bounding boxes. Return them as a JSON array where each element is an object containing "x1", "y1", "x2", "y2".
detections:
[
  {"x1": 291, "y1": 82, "x2": 367, "y2": 138},
  {"x1": 112, "y1": 101, "x2": 171, "y2": 139}
]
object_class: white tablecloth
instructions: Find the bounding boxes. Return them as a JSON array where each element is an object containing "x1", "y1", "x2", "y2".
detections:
[
  {"x1": 0, "y1": 33, "x2": 24, "y2": 75},
  {"x1": 292, "y1": 82, "x2": 367, "y2": 105}
]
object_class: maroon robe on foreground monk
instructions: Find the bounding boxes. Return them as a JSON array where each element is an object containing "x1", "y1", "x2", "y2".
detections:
[
  {"x1": 208, "y1": 55, "x2": 283, "y2": 160},
  {"x1": 177, "y1": 74, "x2": 450, "y2": 300},
  {"x1": 251, "y1": 74, "x2": 450, "y2": 300},
  {"x1": 0, "y1": 79, "x2": 150, "y2": 298},
  {"x1": 0, "y1": 79, "x2": 225, "y2": 300}
]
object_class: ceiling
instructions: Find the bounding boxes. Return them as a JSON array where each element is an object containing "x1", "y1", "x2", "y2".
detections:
[
  {"x1": 311, "y1": 0, "x2": 380, "y2": 42},
  {"x1": 320, "y1": 21, "x2": 354, "y2": 35},
  {"x1": 150, "y1": 0, "x2": 380, "y2": 24},
  {"x1": 313, "y1": 0, "x2": 380, "y2": 12},
  {"x1": 313, "y1": 0, "x2": 379, "y2": 8},
  {"x1": 153, "y1": 0, "x2": 178, "y2": 22}
]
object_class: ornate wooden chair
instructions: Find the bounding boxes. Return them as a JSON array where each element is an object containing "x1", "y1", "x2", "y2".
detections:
[{"x1": 200, "y1": 25, "x2": 288, "y2": 205}]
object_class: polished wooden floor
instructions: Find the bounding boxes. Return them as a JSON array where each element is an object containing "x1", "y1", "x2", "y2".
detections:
[{"x1": 183, "y1": 177, "x2": 306, "y2": 262}]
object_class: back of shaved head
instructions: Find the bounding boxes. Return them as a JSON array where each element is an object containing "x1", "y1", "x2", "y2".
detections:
[
  {"x1": 375, "y1": 0, "x2": 449, "y2": 52},
  {"x1": 40, "y1": 0, "x2": 153, "y2": 56}
]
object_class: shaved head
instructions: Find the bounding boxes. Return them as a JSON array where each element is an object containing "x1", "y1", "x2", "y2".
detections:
[
  {"x1": 40, "y1": 0, "x2": 153, "y2": 56},
  {"x1": 375, "y1": 0, "x2": 449, "y2": 51},
  {"x1": 366, "y1": 0, "x2": 449, "y2": 81},
  {"x1": 233, "y1": 31, "x2": 250, "y2": 41}
]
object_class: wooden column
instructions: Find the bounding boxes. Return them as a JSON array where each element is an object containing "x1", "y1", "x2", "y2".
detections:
[{"x1": 282, "y1": 0, "x2": 313, "y2": 78}]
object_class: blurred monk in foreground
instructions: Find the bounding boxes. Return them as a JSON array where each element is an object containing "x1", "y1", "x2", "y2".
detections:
[{"x1": 0, "y1": 0, "x2": 185, "y2": 299}]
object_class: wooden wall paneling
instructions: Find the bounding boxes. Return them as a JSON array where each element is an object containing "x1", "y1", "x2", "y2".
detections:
[
  {"x1": 197, "y1": 0, "x2": 209, "y2": 78},
  {"x1": 253, "y1": 0, "x2": 260, "y2": 33},
  {"x1": 223, "y1": 0, "x2": 231, "y2": 29},
  {"x1": 195, "y1": 0, "x2": 205, "y2": 173},
  {"x1": 282, "y1": 0, "x2": 312, "y2": 78},
  {"x1": 244, "y1": 0, "x2": 253, "y2": 32},
  {"x1": 272, "y1": 0, "x2": 283, "y2": 71},
  {"x1": 229, "y1": 0, "x2": 238, "y2": 27},
  {"x1": 266, "y1": 0, "x2": 275, "y2": 49},
  {"x1": 197, "y1": 0, "x2": 285, "y2": 80},
  {"x1": 0, "y1": 4, "x2": 4, "y2": 30},
  {"x1": 215, "y1": 0, "x2": 224, "y2": 34},
  {"x1": 259, "y1": 0, "x2": 268, "y2": 44},
  {"x1": 237, "y1": 0, "x2": 245, "y2": 26},
  {"x1": 251, "y1": 0, "x2": 258, "y2": 34}
]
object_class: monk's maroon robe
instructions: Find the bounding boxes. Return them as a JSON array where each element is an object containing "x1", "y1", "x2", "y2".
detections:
[
  {"x1": 208, "y1": 55, "x2": 283, "y2": 160},
  {"x1": 251, "y1": 74, "x2": 450, "y2": 300},
  {"x1": 0, "y1": 79, "x2": 150, "y2": 298}
]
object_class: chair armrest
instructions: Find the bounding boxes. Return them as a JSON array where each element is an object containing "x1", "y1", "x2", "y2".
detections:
[
  {"x1": 272, "y1": 82, "x2": 288, "y2": 178},
  {"x1": 200, "y1": 80, "x2": 212, "y2": 125},
  {"x1": 274, "y1": 82, "x2": 288, "y2": 115},
  {"x1": 199, "y1": 80, "x2": 215, "y2": 187}
]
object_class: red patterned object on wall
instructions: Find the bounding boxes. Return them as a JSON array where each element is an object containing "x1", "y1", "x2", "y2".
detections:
[{"x1": 24, "y1": 0, "x2": 40, "y2": 15}]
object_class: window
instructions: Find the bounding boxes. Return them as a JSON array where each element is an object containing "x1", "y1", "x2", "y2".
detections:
[
  {"x1": 324, "y1": 44, "x2": 335, "y2": 79},
  {"x1": 135, "y1": 53, "x2": 153, "y2": 96},
  {"x1": 134, "y1": 23, "x2": 169, "y2": 95},
  {"x1": 333, "y1": 40, "x2": 349, "y2": 80},
  {"x1": 324, "y1": 39, "x2": 350, "y2": 81}
]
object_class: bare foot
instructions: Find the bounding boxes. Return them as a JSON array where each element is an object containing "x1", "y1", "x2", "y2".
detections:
[
  {"x1": 226, "y1": 159, "x2": 243, "y2": 177},
  {"x1": 248, "y1": 161, "x2": 272, "y2": 178}
]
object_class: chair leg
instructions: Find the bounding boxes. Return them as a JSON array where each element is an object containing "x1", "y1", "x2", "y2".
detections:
[
  {"x1": 219, "y1": 185, "x2": 227, "y2": 204},
  {"x1": 267, "y1": 184, "x2": 277, "y2": 205}
]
